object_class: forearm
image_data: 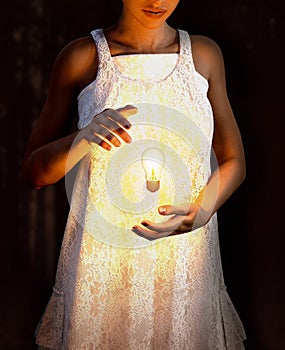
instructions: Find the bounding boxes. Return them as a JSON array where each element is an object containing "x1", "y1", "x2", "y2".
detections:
[
  {"x1": 196, "y1": 157, "x2": 246, "y2": 219},
  {"x1": 23, "y1": 130, "x2": 92, "y2": 189}
]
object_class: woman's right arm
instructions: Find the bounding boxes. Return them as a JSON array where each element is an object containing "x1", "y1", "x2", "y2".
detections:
[{"x1": 23, "y1": 36, "x2": 135, "y2": 190}]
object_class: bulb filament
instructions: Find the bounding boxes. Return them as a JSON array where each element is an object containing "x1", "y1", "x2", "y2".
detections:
[{"x1": 150, "y1": 168, "x2": 157, "y2": 181}]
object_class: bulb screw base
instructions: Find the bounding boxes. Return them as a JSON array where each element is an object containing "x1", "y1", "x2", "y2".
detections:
[{"x1": 146, "y1": 180, "x2": 160, "y2": 192}]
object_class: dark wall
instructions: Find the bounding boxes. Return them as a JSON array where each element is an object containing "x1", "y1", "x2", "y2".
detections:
[{"x1": 0, "y1": 1, "x2": 284, "y2": 349}]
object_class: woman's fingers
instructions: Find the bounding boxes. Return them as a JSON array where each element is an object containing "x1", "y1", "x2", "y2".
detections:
[
  {"x1": 131, "y1": 203, "x2": 205, "y2": 238},
  {"x1": 158, "y1": 203, "x2": 192, "y2": 216},
  {"x1": 117, "y1": 105, "x2": 138, "y2": 119},
  {"x1": 88, "y1": 133, "x2": 113, "y2": 151},
  {"x1": 89, "y1": 105, "x2": 137, "y2": 148},
  {"x1": 95, "y1": 115, "x2": 130, "y2": 144},
  {"x1": 98, "y1": 108, "x2": 132, "y2": 129},
  {"x1": 140, "y1": 215, "x2": 186, "y2": 233},
  {"x1": 132, "y1": 226, "x2": 174, "y2": 240},
  {"x1": 132, "y1": 215, "x2": 194, "y2": 239},
  {"x1": 132, "y1": 202, "x2": 210, "y2": 239}
]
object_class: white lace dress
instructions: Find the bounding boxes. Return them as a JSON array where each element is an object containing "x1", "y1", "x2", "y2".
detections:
[{"x1": 35, "y1": 29, "x2": 247, "y2": 350}]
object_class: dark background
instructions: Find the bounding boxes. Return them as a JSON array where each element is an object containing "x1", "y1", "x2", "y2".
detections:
[{"x1": 0, "y1": 0, "x2": 284, "y2": 349}]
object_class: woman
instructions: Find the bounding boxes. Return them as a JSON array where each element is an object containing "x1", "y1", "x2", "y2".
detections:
[{"x1": 23, "y1": 0, "x2": 247, "y2": 349}]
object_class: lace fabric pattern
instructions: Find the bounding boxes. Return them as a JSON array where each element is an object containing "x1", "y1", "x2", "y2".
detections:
[{"x1": 35, "y1": 29, "x2": 246, "y2": 349}]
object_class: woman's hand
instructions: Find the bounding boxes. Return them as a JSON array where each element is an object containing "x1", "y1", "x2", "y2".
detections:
[
  {"x1": 132, "y1": 203, "x2": 211, "y2": 240},
  {"x1": 81, "y1": 105, "x2": 137, "y2": 151}
]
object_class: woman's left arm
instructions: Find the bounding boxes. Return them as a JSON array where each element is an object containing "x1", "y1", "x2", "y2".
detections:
[
  {"x1": 132, "y1": 36, "x2": 246, "y2": 239},
  {"x1": 191, "y1": 35, "x2": 246, "y2": 216}
]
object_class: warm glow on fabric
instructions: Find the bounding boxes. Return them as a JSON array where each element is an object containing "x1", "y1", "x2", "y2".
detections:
[{"x1": 76, "y1": 103, "x2": 209, "y2": 248}]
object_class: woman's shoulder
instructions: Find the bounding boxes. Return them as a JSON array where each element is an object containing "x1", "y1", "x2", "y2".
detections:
[
  {"x1": 53, "y1": 35, "x2": 98, "y2": 93},
  {"x1": 188, "y1": 34, "x2": 224, "y2": 81},
  {"x1": 189, "y1": 34, "x2": 220, "y2": 49},
  {"x1": 56, "y1": 35, "x2": 97, "y2": 71}
]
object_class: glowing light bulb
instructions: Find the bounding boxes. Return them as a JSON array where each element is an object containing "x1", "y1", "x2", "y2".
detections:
[{"x1": 141, "y1": 147, "x2": 165, "y2": 192}]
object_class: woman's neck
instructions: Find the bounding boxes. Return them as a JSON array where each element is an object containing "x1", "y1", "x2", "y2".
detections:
[{"x1": 104, "y1": 21, "x2": 178, "y2": 54}]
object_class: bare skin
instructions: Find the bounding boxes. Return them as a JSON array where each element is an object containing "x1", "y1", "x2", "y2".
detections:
[{"x1": 23, "y1": 0, "x2": 245, "y2": 238}]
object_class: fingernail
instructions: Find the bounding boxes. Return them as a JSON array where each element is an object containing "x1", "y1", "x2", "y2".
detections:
[
  {"x1": 141, "y1": 222, "x2": 148, "y2": 226},
  {"x1": 159, "y1": 207, "x2": 166, "y2": 213}
]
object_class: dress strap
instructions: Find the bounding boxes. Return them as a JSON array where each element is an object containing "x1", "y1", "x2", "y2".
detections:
[
  {"x1": 177, "y1": 29, "x2": 195, "y2": 69},
  {"x1": 177, "y1": 29, "x2": 209, "y2": 105},
  {"x1": 91, "y1": 29, "x2": 112, "y2": 60},
  {"x1": 90, "y1": 29, "x2": 115, "y2": 83}
]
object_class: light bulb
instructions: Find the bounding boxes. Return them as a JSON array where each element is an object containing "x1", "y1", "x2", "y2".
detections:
[{"x1": 141, "y1": 147, "x2": 165, "y2": 192}]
